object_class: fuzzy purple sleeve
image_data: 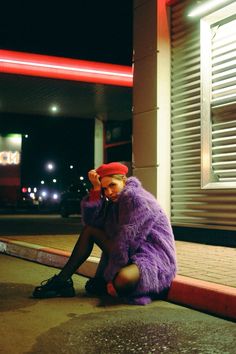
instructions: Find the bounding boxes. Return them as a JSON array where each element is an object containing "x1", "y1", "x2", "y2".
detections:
[
  {"x1": 80, "y1": 195, "x2": 106, "y2": 228},
  {"x1": 103, "y1": 190, "x2": 155, "y2": 281}
]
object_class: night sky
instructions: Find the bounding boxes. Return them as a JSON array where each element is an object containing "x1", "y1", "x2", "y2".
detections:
[
  {"x1": 0, "y1": 1, "x2": 133, "y2": 65},
  {"x1": 0, "y1": 1, "x2": 133, "y2": 194}
]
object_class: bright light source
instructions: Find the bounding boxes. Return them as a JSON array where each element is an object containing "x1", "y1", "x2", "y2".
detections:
[
  {"x1": 33, "y1": 187, "x2": 37, "y2": 192},
  {"x1": 7, "y1": 134, "x2": 21, "y2": 146},
  {"x1": 28, "y1": 187, "x2": 31, "y2": 193},
  {"x1": 79, "y1": 176, "x2": 84, "y2": 180},
  {"x1": 30, "y1": 192, "x2": 35, "y2": 199},
  {"x1": 47, "y1": 163, "x2": 54, "y2": 171},
  {"x1": 188, "y1": 0, "x2": 231, "y2": 17},
  {"x1": 41, "y1": 191, "x2": 47, "y2": 197},
  {"x1": 70, "y1": 165, "x2": 74, "y2": 169},
  {"x1": 0, "y1": 151, "x2": 20, "y2": 166},
  {"x1": 41, "y1": 180, "x2": 45, "y2": 185},
  {"x1": 0, "y1": 50, "x2": 133, "y2": 87},
  {"x1": 52, "y1": 193, "x2": 58, "y2": 200},
  {"x1": 25, "y1": 134, "x2": 28, "y2": 138},
  {"x1": 22, "y1": 187, "x2": 27, "y2": 193},
  {"x1": 53, "y1": 179, "x2": 57, "y2": 183},
  {"x1": 51, "y1": 105, "x2": 58, "y2": 113}
]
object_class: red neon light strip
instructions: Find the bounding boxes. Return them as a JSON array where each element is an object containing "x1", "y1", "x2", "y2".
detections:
[{"x1": 0, "y1": 50, "x2": 133, "y2": 87}]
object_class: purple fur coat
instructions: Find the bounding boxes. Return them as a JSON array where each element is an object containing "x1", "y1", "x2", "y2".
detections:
[{"x1": 81, "y1": 177, "x2": 177, "y2": 302}]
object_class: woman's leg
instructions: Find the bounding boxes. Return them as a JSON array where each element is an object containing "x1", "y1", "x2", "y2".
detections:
[
  {"x1": 32, "y1": 225, "x2": 111, "y2": 298},
  {"x1": 58, "y1": 225, "x2": 111, "y2": 281},
  {"x1": 111, "y1": 264, "x2": 140, "y2": 296}
]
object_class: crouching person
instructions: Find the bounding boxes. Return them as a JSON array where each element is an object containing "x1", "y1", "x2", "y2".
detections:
[{"x1": 32, "y1": 162, "x2": 177, "y2": 305}]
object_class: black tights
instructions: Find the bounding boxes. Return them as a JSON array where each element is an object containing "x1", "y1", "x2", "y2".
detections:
[
  {"x1": 58, "y1": 225, "x2": 111, "y2": 281},
  {"x1": 58, "y1": 225, "x2": 140, "y2": 295}
]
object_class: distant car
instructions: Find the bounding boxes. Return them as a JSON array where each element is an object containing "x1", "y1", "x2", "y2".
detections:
[{"x1": 60, "y1": 183, "x2": 89, "y2": 217}]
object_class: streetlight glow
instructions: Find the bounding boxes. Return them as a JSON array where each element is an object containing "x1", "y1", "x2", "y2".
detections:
[
  {"x1": 188, "y1": 0, "x2": 231, "y2": 17},
  {"x1": 51, "y1": 105, "x2": 58, "y2": 113},
  {"x1": 46, "y1": 162, "x2": 54, "y2": 171}
]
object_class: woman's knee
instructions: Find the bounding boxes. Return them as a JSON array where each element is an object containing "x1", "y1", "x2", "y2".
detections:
[
  {"x1": 82, "y1": 225, "x2": 110, "y2": 254},
  {"x1": 81, "y1": 224, "x2": 93, "y2": 236},
  {"x1": 82, "y1": 225, "x2": 103, "y2": 240},
  {"x1": 83, "y1": 225, "x2": 96, "y2": 235},
  {"x1": 114, "y1": 264, "x2": 140, "y2": 290}
]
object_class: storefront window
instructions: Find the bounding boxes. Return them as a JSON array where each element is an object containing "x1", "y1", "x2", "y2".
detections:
[{"x1": 201, "y1": 1, "x2": 236, "y2": 188}]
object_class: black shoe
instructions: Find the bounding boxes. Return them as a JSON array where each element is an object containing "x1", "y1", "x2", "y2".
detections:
[
  {"x1": 85, "y1": 277, "x2": 107, "y2": 296},
  {"x1": 32, "y1": 275, "x2": 75, "y2": 298}
]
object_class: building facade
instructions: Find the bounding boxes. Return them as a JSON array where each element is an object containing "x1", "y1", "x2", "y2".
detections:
[{"x1": 133, "y1": 0, "x2": 236, "y2": 242}]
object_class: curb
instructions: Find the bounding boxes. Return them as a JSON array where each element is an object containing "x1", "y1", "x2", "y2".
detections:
[
  {"x1": 168, "y1": 275, "x2": 236, "y2": 321},
  {"x1": 1, "y1": 237, "x2": 235, "y2": 321},
  {"x1": 0, "y1": 237, "x2": 98, "y2": 278}
]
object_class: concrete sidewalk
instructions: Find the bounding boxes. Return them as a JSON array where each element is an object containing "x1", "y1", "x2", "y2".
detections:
[
  {"x1": 0, "y1": 234, "x2": 236, "y2": 321},
  {"x1": 2, "y1": 255, "x2": 236, "y2": 354}
]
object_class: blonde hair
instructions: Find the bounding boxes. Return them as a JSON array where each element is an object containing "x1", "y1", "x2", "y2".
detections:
[
  {"x1": 111, "y1": 174, "x2": 127, "y2": 181},
  {"x1": 100, "y1": 174, "x2": 127, "y2": 182}
]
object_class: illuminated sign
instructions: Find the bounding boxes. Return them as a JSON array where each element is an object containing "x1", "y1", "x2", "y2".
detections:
[
  {"x1": 0, "y1": 50, "x2": 133, "y2": 87},
  {"x1": 0, "y1": 151, "x2": 20, "y2": 165}
]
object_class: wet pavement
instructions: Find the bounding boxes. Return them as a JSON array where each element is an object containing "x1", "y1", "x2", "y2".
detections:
[
  {"x1": 1, "y1": 254, "x2": 235, "y2": 354},
  {"x1": 29, "y1": 308, "x2": 236, "y2": 354}
]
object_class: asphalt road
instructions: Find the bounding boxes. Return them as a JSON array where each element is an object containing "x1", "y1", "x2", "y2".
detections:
[
  {"x1": 1, "y1": 254, "x2": 236, "y2": 354},
  {"x1": 0, "y1": 214, "x2": 83, "y2": 236}
]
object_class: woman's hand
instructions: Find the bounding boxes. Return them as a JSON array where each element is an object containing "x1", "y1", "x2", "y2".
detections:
[{"x1": 88, "y1": 169, "x2": 101, "y2": 191}]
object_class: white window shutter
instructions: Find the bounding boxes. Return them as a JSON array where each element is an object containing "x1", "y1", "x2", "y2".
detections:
[{"x1": 171, "y1": 0, "x2": 236, "y2": 230}]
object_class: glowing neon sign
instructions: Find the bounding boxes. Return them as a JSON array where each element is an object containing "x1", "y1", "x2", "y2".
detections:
[
  {"x1": 0, "y1": 50, "x2": 133, "y2": 87},
  {"x1": 0, "y1": 151, "x2": 20, "y2": 165}
]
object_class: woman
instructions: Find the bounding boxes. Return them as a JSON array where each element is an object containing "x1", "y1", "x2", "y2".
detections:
[{"x1": 33, "y1": 162, "x2": 177, "y2": 305}]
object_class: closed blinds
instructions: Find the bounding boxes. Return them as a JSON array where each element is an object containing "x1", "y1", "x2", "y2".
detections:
[
  {"x1": 171, "y1": 0, "x2": 236, "y2": 229},
  {"x1": 211, "y1": 17, "x2": 236, "y2": 182}
]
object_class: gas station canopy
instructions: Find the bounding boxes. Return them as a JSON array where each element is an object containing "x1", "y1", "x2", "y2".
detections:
[{"x1": 0, "y1": 50, "x2": 132, "y2": 121}]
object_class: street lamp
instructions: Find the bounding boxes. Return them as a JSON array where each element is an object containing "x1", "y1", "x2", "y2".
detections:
[
  {"x1": 50, "y1": 105, "x2": 59, "y2": 113},
  {"x1": 41, "y1": 191, "x2": 47, "y2": 198},
  {"x1": 46, "y1": 162, "x2": 54, "y2": 171}
]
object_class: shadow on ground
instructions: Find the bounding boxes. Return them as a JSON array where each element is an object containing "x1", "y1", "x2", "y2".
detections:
[{"x1": 0, "y1": 282, "x2": 37, "y2": 312}]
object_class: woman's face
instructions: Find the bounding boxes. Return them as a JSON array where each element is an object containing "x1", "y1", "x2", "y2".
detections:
[{"x1": 101, "y1": 176, "x2": 126, "y2": 202}]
